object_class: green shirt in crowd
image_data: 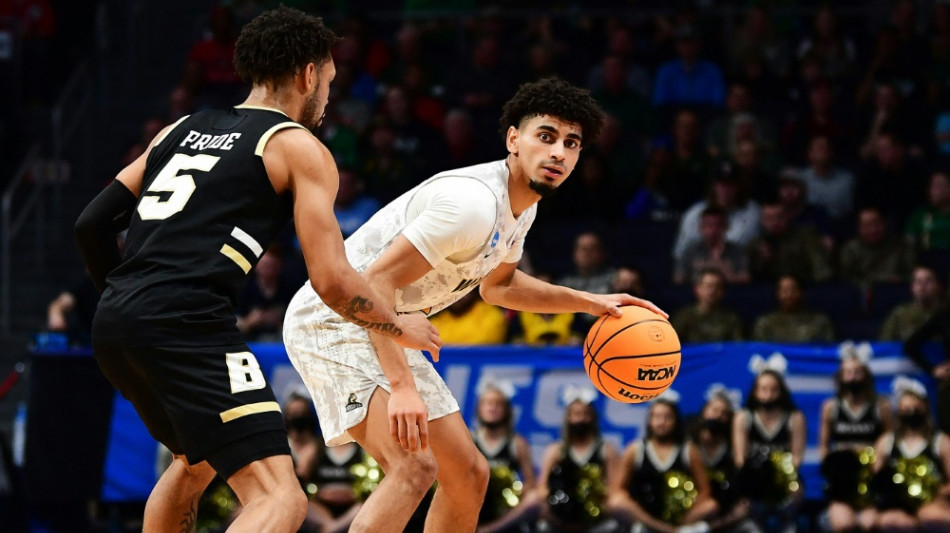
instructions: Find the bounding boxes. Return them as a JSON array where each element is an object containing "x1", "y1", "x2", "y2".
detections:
[
  {"x1": 879, "y1": 302, "x2": 940, "y2": 341},
  {"x1": 752, "y1": 309, "x2": 835, "y2": 342},
  {"x1": 906, "y1": 207, "x2": 950, "y2": 251},
  {"x1": 670, "y1": 305, "x2": 744, "y2": 343}
]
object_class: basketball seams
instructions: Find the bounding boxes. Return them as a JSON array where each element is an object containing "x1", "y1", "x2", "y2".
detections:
[
  {"x1": 590, "y1": 318, "x2": 669, "y2": 360},
  {"x1": 585, "y1": 315, "x2": 609, "y2": 377}
]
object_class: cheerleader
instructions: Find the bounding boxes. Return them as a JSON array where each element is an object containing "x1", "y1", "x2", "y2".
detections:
[
  {"x1": 818, "y1": 343, "x2": 891, "y2": 533},
  {"x1": 872, "y1": 377, "x2": 950, "y2": 533},
  {"x1": 537, "y1": 386, "x2": 620, "y2": 533},
  {"x1": 693, "y1": 386, "x2": 760, "y2": 533},
  {"x1": 609, "y1": 390, "x2": 717, "y2": 533},
  {"x1": 472, "y1": 379, "x2": 538, "y2": 533},
  {"x1": 733, "y1": 354, "x2": 806, "y2": 533}
]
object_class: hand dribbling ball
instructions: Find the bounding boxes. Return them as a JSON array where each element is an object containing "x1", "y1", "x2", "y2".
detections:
[{"x1": 584, "y1": 306, "x2": 681, "y2": 403}]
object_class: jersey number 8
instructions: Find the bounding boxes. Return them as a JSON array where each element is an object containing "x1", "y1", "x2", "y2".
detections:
[{"x1": 137, "y1": 153, "x2": 220, "y2": 220}]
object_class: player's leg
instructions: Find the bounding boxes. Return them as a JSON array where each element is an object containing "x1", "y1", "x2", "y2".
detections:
[
  {"x1": 223, "y1": 452, "x2": 307, "y2": 532},
  {"x1": 137, "y1": 344, "x2": 305, "y2": 532},
  {"x1": 92, "y1": 343, "x2": 218, "y2": 530},
  {"x1": 143, "y1": 455, "x2": 217, "y2": 531},
  {"x1": 347, "y1": 387, "x2": 439, "y2": 533},
  {"x1": 423, "y1": 412, "x2": 490, "y2": 533}
]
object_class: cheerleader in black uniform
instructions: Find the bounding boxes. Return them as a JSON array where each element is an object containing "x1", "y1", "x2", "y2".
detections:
[
  {"x1": 609, "y1": 390, "x2": 717, "y2": 533},
  {"x1": 472, "y1": 381, "x2": 538, "y2": 533},
  {"x1": 694, "y1": 387, "x2": 760, "y2": 533},
  {"x1": 733, "y1": 356, "x2": 806, "y2": 533},
  {"x1": 537, "y1": 386, "x2": 621, "y2": 533},
  {"x1": 872, "y1": 377, "x2": 950, "y2": 533},
  {"x1": 818, "y1": 345, "x2": 891, "y2": 533}
]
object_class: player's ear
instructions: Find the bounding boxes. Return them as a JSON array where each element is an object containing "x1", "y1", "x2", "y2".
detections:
[
  {"x1": 505, "y1": 126, "x2": 519, "y2": 155},
  {"x1": 297, "y1": 63, "x2": 317, "y2": 94}
]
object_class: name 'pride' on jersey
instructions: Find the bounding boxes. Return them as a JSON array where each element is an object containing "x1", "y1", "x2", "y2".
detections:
[{"x1": 296, "y1": 159, "x2": 536, "y2": 316}]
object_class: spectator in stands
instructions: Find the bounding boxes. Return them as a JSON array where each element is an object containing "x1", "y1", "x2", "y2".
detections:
[
  {"x1": 286, "y1": 391, "x2": 363, "y2": 533},
  {"x1": 818, "y1": 346, "x2": 891, "y2": 533},
  {"x1": 537, "y1": 387, "x2": 620, "y2": 533},
  {"x1": 0, "y1": 0, "x2": 56, "y2": 102},
  {"x1": 586, "y1": 25, "x2": 651, "y2": 99},
  {"x1": 906, "y1": 171, "x2": 950, "y2": 252},
  {"x1": 674, "y1": 161, "x2": 760, "y2": 262},
  {"x1": 428, "y1": 291, "x2": 508, "y2": 345},
  {"x1": 380, "y1": 84, "x2": 441, "y2": 176},
  {"x1": 691, "y1": 387, "x2": 759, "y2": 533},
  {"x1": 871, "y1": 377, "x2": 950, "y2": 532},
  {"x1": 592, "y1": 54, "x2": 655, "y2": 142},
  {"x1": 652, "y1": 109, "x2": 713, "y2": 213},
  {"x1": 674, "y1": 208, "x2": 750, "y2": 285},
  {"x1": 733, "y1": 51, "x2": 783, "y2": 119},
  {"x1": 753, "y1": 275, "x2": 834, "y2": 342},
  {"x1": 361, "y1": 118, "x2": 415, "y2": 204},
  {"x1": 858, "y1": 84, "x2": 924, "y2": 162},
  {"x1": 782, "y1": 81, "x2": 851, "y2": 167},
  {"x1": 612, "y1": 265, "x2": 645, "y2": 298},
  {"x1": 671, "y1": 268, "x2": 744, "y2": 343},
  {"x1": 880, "y1": 266, "x2": 944, "y2": 341},
  {"x1": 903, "y1": 305, "x2": 950, "y2": 434},
  {"x1": 121, "y1": 117, "x2": 167, "y2": 168},
  {"x1": 182, "y1": 6, "x2": 244, "y2": 108},
  {"x1": 446, "y1": 35, "x2": 514, "y2": 146},
  {"x1": 929, "y1": 2, "x2": 950, "y2": 106},
  {"x1": 734, "y1": 361, "x2": 806, "y2": 533},
  {"x1": 653, "y1": 24, "x2": 726, "y2": 110},
  {"x1": 748, "y1": 201, "x2": 833, "y2": 284},
  {"x1": 856, "y1": 26, "x2": 923, "y2": 108},
  {"x1": 558, "y1": 232, "x2": 616, "y2": 295},
  {"x1": 776, "y1": 172, "x2": 835, "y2": 251},
  {"x1": 839, "y1": 207, "x2": 916, "y2": 286},
  {"x1": 609, "y1": 390, "x2": 718, "y2": 532},
  {"x1": 795, "y1": 5, "x2": 857, "y2": 84},
  {"x1": 433, "y1": 108, "x2": 489, "y2": 171},
  {"x1": 472, "y1": 380, "x2": 538, "y2": 533},
  {"x1": 334, "y1": 167, "x2": 379, "y2": 239},
  {"x1": 728, "y1": 5, "x2": 789, "y2": 80},
  {"x1": 236, "y1": 245, "x2": 296, "y2": 342},
  {"x1": 46, "y1": 275, "x2": 98, "y2": 345},
  {"x1": 591, "y1": 115, "x2": 644, "y2": 197},
  {"x1": 794, "y1": 135, "x2": 855, "y2": 224},
  {"x1": 511, "y1": 273, "x2": 579, "y2": 347},
  {"x1": 733, "y1": 138, "x2": 780, "y2": 204},
  {"x1": 705, "y1": 82, "x2": 777, "y2": 161}
]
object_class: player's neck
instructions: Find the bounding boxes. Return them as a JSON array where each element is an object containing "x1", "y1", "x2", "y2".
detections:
[
  {"x1": 505, "y1": 155, "x2": 542, "y2": 217},
  {"x1": 242, "y1": 86, "x2": 302, "y2": 123}
]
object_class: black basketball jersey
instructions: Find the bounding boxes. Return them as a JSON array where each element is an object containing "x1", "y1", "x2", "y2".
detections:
[
  {"x1": 93, "y1": 106, "x2": 306, "y2": 346},
  {"x1": 830, "y1": 398, "x2": 884, "y2": 448}
]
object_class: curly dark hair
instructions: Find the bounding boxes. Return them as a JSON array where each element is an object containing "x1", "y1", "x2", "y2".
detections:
[
  {"x1": 234, "y1": 5, "x2": 339, "y2": 86},
  {"x1": 498, "y1": 77, "x2": 606, "y2": 146}
]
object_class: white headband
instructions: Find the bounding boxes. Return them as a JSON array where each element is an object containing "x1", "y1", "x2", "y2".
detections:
[
  {"x1": 561, "y1": 384, "x2": 598, "y2": 406},
  {"x1": 892, "y1": 375, "x2": 928, "y2": 400},
  {"x1": 476, "y1": 375, "x2": 516, "y2": 400},
  {"x1": 654, "y1": 388, "x2": 681, "y2": 404},
  {"x1": 705, "y1": 382, "x2": 742, "y2": 411},
  {"x1": 838, "y1": 341, "x2": 873, "y2": 364},
  {"x1": 748, "y1": 352, "x2": 788, "y2": 375}
]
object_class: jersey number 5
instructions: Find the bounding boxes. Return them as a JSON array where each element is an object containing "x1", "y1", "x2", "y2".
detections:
[{"x1": 137, "y1": 153, "x2": 220, "y2": 220}]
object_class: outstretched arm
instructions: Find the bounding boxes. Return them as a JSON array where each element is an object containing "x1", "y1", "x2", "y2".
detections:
[{"x1": 480, "y1": 262, "x2": 666, "y2": 318}]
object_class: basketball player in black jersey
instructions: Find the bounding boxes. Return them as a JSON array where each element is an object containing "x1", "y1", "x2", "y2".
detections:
[{"x1": 74, "y1": 7, "x2": 439, "y2": 532}]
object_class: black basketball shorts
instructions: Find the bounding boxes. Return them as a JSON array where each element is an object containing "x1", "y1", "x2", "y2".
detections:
[{"x1": 92, "y1": 341, "x2": 290, "y2": 479}]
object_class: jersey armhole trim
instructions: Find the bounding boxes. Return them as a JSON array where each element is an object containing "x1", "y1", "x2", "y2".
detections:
[
  {"x1": 152, "y1": 115, "x2": 190, "y2": 147},
  {"x1": 255, "y1": 122, "x2": 309, "y2": 157}
]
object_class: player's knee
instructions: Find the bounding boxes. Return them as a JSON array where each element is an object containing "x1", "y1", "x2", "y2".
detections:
[
  {"x1": 395, "y1": 452, "x2": 438, "y2": 495},
  {"x1": 472, "y1": 453, "x2": 489, "y2": 493}
]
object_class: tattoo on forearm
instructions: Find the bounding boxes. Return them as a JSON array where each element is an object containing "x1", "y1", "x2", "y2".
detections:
[
  {"x1": 179, "y1": 498, "x2": 198, "y2": 533},
  {"x1": 329, "y1": 295, "x2": 403, "y2": 337}
]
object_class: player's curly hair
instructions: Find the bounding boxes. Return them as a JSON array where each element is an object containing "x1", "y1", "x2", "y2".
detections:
[
  {"x1": 498, "y1": 77, "x2": 606, "y2": 146},
  {"x1": 234, "y1": 5, "x2": 339, "y2": 86}
]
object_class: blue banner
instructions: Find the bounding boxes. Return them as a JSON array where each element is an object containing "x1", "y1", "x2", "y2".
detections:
[{"x1": 97, "y1": 341, "x2": 938, "y2": 502}]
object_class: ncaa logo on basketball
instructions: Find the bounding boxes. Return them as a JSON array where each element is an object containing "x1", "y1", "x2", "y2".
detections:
[
  {"x1": 647, "y1": 325, "x2": 665, "y2": 342},
  {"x1": 637, "y1": 365, "x2": 676, "y2": 381}
]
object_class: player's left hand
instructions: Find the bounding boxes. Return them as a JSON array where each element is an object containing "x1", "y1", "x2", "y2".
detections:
[{"x1": 587, "y1": 293, "x2": 668, "y2": 319}]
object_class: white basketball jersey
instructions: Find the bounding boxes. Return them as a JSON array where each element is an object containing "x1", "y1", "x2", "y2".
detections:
[{"x1": 303, "y1": 159, "x2": 536, "y2": 315}]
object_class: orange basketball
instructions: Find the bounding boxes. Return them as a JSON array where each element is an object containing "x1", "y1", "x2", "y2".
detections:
[{"x1": 584, "y1": 305, "x2": 681, "y2": 403}]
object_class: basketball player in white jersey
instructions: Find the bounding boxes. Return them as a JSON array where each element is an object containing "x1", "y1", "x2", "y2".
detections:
[{"x1": 283, "y1": 78, "x2": 665, "y2": 533}]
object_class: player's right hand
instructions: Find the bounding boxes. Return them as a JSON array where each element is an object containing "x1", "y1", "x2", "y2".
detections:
[
  {"x1": 393, "y1": 313, "x2": 442, "y2": 361},
  {"x1": 389, "y1": 387, "x2": 429, "y2": 452}
]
